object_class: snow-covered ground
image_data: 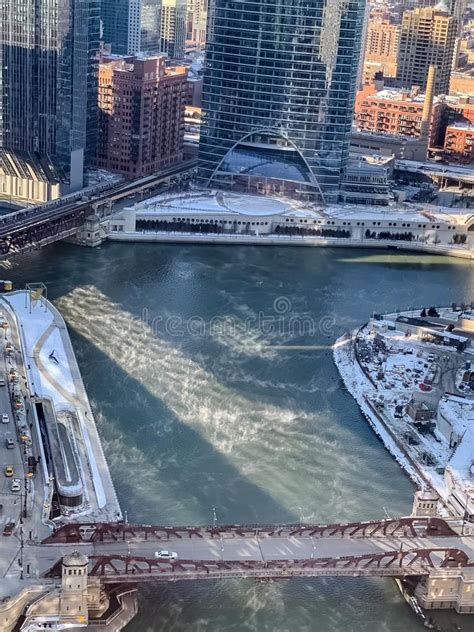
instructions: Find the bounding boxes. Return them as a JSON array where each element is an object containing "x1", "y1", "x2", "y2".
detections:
[
  {"x1": 3, "y1": 293, "x2": 76, "y2": 411},
  {"x1": 334, "y1": 309, "x2": 474, "y2": 518},
  {"x1": 1, "y1": 291, "x2": 121, "y2": 522}
]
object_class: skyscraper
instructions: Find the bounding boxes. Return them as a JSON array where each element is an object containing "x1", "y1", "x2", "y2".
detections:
[
  {"x1": 101, "y1": 0, "x2": 161, "y2": 55},
  {"x1": 101, "y1": 0, "x2": 131, "y2": 55},
  {"x1": 0, "y1": 0, "x2": 100, "y2": 196},
  {"x1": 198, "y1": 0, "x2": 366, "y2": 203},
  {"x1": 160, "y1": 0, "x2": 187, "y2": 58},
  {"x1": 396, "y1": 6, "x2": 457, "y2": 95},
  {"x1": 187, "y1": 0, "x2": 208, "y2": 48}
]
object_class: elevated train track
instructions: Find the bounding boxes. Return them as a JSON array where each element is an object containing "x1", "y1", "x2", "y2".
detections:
[{"x1": 0, "y1": 160, "x2": 198, "y2": 259}]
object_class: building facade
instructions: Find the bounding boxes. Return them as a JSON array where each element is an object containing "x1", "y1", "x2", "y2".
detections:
[
  {"x1": 354, "y1": 84, "x2": 442, "y2": 147},
  {"x1": 396, "y1": 7, "x2": 457, "y2": 95},
  {"x1": 95, "y1": 55, "x2": 187, "y2": 176},
  {"x1": 160, "y1": 0, "x2": 187, "y2": 58},
  {"x1": 444, "y1": 123, "x2": 474, "y2": 163},
  {"x1": 101, "y1": 0, "x2": 162, "y2": 55},
  {"x1": 187, "y1": 0, "x2": 208, "y2": 48},
  {"x1": 101, "y1": 0, "x2": 130, "y2": 55},
  {"x1": 198, "y1": 0, "x2": 366, "y2": 203},
  {"x1": 0, "y1": 0, "x2": 100, "y2": 199},
  {"x1": 364, "y1": 18, "x2": 399, "y2": 77},
  {"x1": 450, "y1": 70, "x2": 474, "y2": 95}
]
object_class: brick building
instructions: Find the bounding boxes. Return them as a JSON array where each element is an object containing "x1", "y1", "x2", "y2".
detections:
[
  {"x1": 95, "y1": 55, "x2": 187, "y2": 177},
  {"x1": 354, "y1": 84, "x2": 441, "y2": 147},
  {"x1": 443, "y1": 123, "x2": 474, "y2": 163},
  {"x1": 449, "y1": 69, "x2": 474, "y2": 95}
]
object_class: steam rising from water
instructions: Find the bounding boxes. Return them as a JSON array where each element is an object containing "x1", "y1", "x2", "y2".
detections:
[{"x1": 56, "y1": 285, "x2": 373, "y2": 521}]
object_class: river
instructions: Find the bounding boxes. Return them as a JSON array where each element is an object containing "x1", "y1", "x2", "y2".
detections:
[{"x1": 9, "y1": 241, "x2": 474, "y2": 632}]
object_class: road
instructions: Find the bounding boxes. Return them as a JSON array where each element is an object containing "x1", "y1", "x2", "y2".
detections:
[{"x1": 8, "y1": 532, "x2": 471, "y2": 583}]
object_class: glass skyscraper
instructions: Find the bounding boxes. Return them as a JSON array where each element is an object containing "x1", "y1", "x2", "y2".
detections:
[
  {"x1": 100, "y1": 0, "x2": 162, "y2": 55},
  {"x1": 198, "y1": 0, "x2": 366, "y2": 203},
  {"x1": 101, "y1": 0, "x2": 131, "y2": 55},
  {"x1": 0, "y1": 0, "x2": 100, "y2": 192}
]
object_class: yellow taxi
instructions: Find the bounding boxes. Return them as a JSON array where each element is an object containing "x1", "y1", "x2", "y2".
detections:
[{"x1": 4, "y1": 465, "x2": 13, "y2": 478}]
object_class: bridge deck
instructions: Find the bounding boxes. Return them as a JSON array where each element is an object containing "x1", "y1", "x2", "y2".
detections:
[{"x1": 31, "y1": 531, "x2": 474, "y2": 582}]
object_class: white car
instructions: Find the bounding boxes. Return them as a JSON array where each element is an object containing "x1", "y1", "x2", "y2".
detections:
[
  {"x1": 154, "y1": 549, "x2": 178, "y2": 561},
  {"x1": 10, "y1": 479, "x2": 21, "y2": 493},
  {"x1": 1, "y1": 414, "x2": 9, "y2": 424}
]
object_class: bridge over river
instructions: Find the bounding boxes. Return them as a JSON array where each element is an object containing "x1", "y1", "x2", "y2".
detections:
[{"x1": 33, "y1": 517, "x2": 473, "y2": 583}]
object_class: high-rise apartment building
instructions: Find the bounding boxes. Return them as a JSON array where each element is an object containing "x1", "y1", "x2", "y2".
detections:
[
  {"x1": 365, "y1": 18, "x2": 399, "y2": 77},
  {"x1": 198, "y1": 0, "x2": 366, "y2": 203},
  {"x1": 101, "y1": 0, "x2": 162, "y2": 55},
  {"x1": 396, "y1": 6, "x2": 457, "y2": 95},
  {"x1": 95, "y1": 55, "x2": 187, "y2": 176},
  {"x1": 187, "y1": 0, "x2": 208, "y2": 48},
  {"x1": 0, "y1": 0, "x2": 100, "y2": 201},
  {"x1": 160, "y1": 0, "x2": 187, "y2": 58}
]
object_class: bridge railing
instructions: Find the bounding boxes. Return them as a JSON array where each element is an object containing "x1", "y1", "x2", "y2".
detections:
[
  {"x1": 43, "y1": 547, "x2": 471, "y2": 582},
  {"x1": 41, "y1": 516, "x2": 458, "y2": 545}
]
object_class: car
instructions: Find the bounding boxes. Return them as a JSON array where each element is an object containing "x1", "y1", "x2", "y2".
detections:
[
  {"x1": 5, "y1": 437, "x2": 14, "y2": 449},
  {"x1": 0, "y1": 378, "x2": 5, "y2": 387},
  {"x1": 4, "y1": 465, "x2": 13, "y2": 477},
  {"x1": 10, "y1": 479, "x2": 21, "y2": 493},
  {"x1": 427, "y1": 354, "x2": 435, "y2": 362},
  {"x1": 154, "y1": 549, "x2": 178, "y2": 561},
  {"x1": 3, "y1": 522, "x2": 15, "y2": 536},
  {"x1": 1, "y1": 414, "x2": 9, "y2": 424}
]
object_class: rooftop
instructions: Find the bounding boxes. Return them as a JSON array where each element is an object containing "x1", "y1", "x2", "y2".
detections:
[
  {"x1": 447, "y1": 122, "x2": 474, "y2": 131},
  {"x1": 124, "y1": 190, "x2": 473, "y2": 225}
]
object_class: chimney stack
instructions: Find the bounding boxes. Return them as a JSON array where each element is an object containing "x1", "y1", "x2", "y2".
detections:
[{"x1": 420, "y1": 65, "x2": 437, "y2": 139}]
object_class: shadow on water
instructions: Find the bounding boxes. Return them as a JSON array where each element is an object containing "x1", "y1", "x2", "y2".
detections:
[
  {"x1": 69, "y1": 331, "x2": 439, "y2": 632},
  {"x1": 71, "y1": 328, "x2": 300, "y2": 525},
  {"x1": 8, "y1": 241, "x2": 474, "y2": 631}
]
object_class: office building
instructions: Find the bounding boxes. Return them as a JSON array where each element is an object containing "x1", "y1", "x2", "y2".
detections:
[
  {"x1": 0, "y1": 0, "x2": 100, "y2": 202},
  {"x1": 198, "y1": 0, "x2": 366, "y2": 203},
  {"x1": 396, "y1": 6, "x2": 457, "y2": 95},
  {"x1": 101, "y1": 0, "x2": 162, "y2": 55},
  {"x1": 95, "y1": 55, "x2": 187, "y2": 176}
]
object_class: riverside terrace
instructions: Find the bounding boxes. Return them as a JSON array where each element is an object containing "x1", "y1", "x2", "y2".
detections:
[{"x1": 103, "y1": 190, "x2": 474, "y2": 258}]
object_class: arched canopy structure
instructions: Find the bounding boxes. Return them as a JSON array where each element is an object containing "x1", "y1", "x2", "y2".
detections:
[{"x1": 206, "y1": 128, "x2": 327, "y2": 204}]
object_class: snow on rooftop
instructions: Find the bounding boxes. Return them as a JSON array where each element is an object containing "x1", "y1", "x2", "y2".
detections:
[
  {"x1": 2, "y1": 292, "x2": 77, "y2": 411},
  {"x1": 439, "y1": 394, "x2": 474, "y2": 485},
  {"x1": 374, "y1": 88, "x2": 426, "y2": 103},
  {"x1": 124, "y1": 189, "x2": 474, "y2": 225},
  {"x1": 129, "y1": 191, "x2": 309, "y2": 217}
]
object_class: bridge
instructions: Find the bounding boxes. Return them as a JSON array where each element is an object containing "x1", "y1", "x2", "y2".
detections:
[
  {"x1": 33, "y1": 516, "x2": 473, "y2": 584},
  {"x1": 395, "y1": 159, "x2": 474, "y2": 189},
  {"x1": 0, "y1": 160, "x2": 197, "y2": 260}
]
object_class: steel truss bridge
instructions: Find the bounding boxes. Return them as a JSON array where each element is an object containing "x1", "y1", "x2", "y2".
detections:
[
  {"x1": 38, "y1": 516, "x2": 474, "y2": 583},
  {"x1": 0, "y1": 160, "x2": 197, "y2": 260}
]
